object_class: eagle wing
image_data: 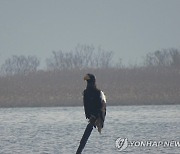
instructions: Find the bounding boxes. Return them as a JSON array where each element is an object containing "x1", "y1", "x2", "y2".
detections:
[
  {"x1": 100, "y1": 90, "x2": 106, "y2": 121},
  {"x1": 95, "y1": 91, "x2": 106, "y2": 133}
]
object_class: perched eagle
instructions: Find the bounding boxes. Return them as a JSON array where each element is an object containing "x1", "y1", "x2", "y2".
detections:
[{"x1": 83, "y1": 74, "x2": 106, "y2": 133}]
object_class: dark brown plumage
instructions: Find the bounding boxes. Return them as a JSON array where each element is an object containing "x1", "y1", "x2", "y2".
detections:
[
  {"x1": 76, "y1": 74, "x2": 106, "y2": 153},
  {"x1": 83, "y1": 73, "x2": 106, "y2": 132}
]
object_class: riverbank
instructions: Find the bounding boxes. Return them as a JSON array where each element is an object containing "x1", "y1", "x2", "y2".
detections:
[{"x1": 0, "y1": 67, "x2": 179, "y2": 107}]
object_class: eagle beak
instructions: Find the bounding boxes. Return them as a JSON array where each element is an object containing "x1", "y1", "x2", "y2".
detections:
[{"x1": 84, "y1": 74, "x2": 90, "y2": 80}]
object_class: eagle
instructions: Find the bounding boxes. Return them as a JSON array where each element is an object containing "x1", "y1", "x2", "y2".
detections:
[
  {"x1": 76, "y1": 74, "x2": 107, "y2": 153},
  {"x1": 83, "y1": 73, "x2": 106, "y2": 133}
]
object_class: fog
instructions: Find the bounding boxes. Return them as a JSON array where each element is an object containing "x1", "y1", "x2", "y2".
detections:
[
  {"x1": 0, "y1": 47, "x2": 180, "y2": 107},
  {"x1": 0, "y1": 0, "x2": 180, "y2": 67},
  {"x1": 0, "y1": 0, "x2": 180, "y2": 107}
]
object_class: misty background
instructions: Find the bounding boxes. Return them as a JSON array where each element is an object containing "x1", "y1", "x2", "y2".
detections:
[
  {"x1": 0, "y1": 0, "x2": 180, "y2": 107},
  {"x1": 1, "y1": 0, "x2": 180, "y2": 67}
]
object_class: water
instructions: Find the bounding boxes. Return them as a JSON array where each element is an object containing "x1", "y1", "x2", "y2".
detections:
[{"x1": 0, "y1": 105, "x2": 179, "y2": 154}]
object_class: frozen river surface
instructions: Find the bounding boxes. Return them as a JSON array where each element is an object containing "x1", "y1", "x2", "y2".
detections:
[{"x1": 0, "y1": 105, "x2": 180, "y2": 154}]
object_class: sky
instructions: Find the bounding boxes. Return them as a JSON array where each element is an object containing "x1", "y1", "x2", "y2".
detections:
[{"x1": 0, "y1": 0, "x2": 180, "y2": 68}]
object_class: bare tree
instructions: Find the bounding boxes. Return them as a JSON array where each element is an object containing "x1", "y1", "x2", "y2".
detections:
[
  {"x1": 46, "y1": 44, "x2": 114, "y2": 71},
  {"x1": 1, "y1": 55, "x2": 40, "y2": 76},
  {"x1": 73, "y1": 44, "x2": 94, "y2": 69},
  {"x1": 46, "y1": 50, "x2": 74, "y2": 70},
  {"x1": 144, "y1": 49, "x2": 174, "y2": 67},
  {"x1": 90, "y1": 47, "x2": 113, "y2": 68},
  {"x1": 169, "y1": 48, "x2": 180, "y2": 68}
]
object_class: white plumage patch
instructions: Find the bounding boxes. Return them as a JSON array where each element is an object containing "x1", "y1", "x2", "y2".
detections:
[
  {"x1": 95, "y1": 91, "x2": 106, "y2": 134},
  {"x1": 100, "y1": 91, "x2": 106, "y2": 104}
]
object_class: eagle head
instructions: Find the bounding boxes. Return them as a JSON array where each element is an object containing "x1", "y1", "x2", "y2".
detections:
[{"x1": 84, "y1": 74, "x2": 96, "y2": 85}]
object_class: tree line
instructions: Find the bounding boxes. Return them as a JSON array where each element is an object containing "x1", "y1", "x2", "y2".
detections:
[
  {"x1": 1, "y1": 44, "x2": 180, "y2": 76},
  {"x1": 0, "y1": 44, "x2": 115, "y2": 76},
  {"x1": 144, "y1": 48, "x2": 180, "y2": 68},
  {"x1": 0, "y1": 45, "x2": 180, "y2": 107},
  {"x1": 46, "y1": 44, "x2": 114, "y2": 71}
]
